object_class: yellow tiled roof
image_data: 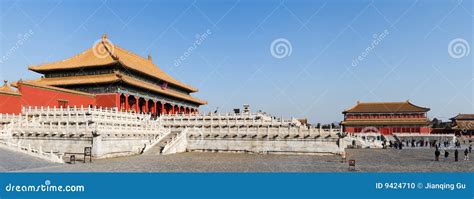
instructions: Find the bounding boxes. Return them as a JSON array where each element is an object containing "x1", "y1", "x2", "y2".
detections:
[
  {"x1": 0, "y1": 81, "x2": 21, "y2": 96},
  {"x1": 451, "y1": 114, "x2": 474, "y2": 120},
  {"x1": 343, "y1": 101, "x2": 430, "y2": 113},
  {"x1": 452, "y1": 121, "x2": 474, "y2": 130},
  {"x1": 28, "y1": 35, "x2": 198, "y2": 92},
  {"x1": 14, "y1": 81, "x2": 95, "y2": 97},
  {"x1": 28, "y1": 73, "x2": 120, "y2": 86}
]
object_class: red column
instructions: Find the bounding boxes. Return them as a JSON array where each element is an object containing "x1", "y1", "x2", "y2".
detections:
[
  {"x1": 178, "y1": 106, "x2": 181, "y2": 114},
  {"x1": 154, "y1": 101, "x2": 157, "y2": 115},
  {"x1": 135, "y1": 97, "x2": 139, "y2": 113},
  {"x1": 171, "y1": 105, "x2": 175, "y2": 114},
  {"x1": 125, "y1": 94, "x2": 130, "y2": 112},
  {"x1": 145, "y1": 100, "x2": 149, "y2": 113}
]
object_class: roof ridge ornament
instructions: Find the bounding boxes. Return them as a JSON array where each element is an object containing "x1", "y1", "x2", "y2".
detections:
[
  {"x1": 148, "y1": 54, "x2": 152, "y2": 62},
  {"x1": 93, "y1": 33, "x2": 116, "y2": 60},
  {"x1": 3, "y1": 80, "x2": 7, "y2": 86}
]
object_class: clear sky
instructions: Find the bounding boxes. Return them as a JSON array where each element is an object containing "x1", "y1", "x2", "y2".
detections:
[{"x1": 0, "y1": 0, "x2": 472, "y2": 123}]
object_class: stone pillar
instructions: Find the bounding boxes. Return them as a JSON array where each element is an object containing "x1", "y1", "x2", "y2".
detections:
[
  {"x1": 92, "y1": 134, "x2": 103, "y2": 158},
  {"x1": 145, "y1": 100, "x2": 149, "y2": 113},
  {"x1": 125, "y1": 94, "x2": 130, "y2": 112},
  {"x1": 135, "y1": 96, "x2": 139, "y2": 113}
]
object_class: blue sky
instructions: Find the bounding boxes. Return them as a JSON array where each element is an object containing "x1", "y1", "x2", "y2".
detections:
[{"x1": 0, "y1": 0, "x2": 472, "y2": 123}]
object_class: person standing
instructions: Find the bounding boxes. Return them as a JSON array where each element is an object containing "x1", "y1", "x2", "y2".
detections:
[
  {"x1": 444, "y1": 150, "x2": 449, "y2": 161},
  {"x1": 454, "y1": 149, "x2": 459, "y2": 162},
  {"x1": 465, "y1": 148, "x2": 470, "y2": 161},
  {"x1": 435, "y1": 149, "x2": 440, "y2": 161}
]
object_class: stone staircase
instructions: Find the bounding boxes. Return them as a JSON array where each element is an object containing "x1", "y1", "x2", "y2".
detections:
[{"x1": 144, "y1": 130, "x2": 181, "y2": 155}]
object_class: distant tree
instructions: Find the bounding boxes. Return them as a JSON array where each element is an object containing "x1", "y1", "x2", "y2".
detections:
[{"x1": 431, "y1": 118, "x2": 440, "y2": 128}]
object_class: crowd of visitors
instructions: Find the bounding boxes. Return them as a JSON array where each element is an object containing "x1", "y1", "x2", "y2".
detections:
[{"x1": 434, "y1": 145, "x2": 471, "y2": 161}]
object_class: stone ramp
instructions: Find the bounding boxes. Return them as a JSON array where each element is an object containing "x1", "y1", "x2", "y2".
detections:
[
  {"x1": 383, "y1": 135, "x2": 397, "y2": 142},
  {"x1": 0, "y1": 147, "x2": 59, "y2": 172}
]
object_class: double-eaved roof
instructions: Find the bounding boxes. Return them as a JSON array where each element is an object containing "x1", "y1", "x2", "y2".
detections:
[
  {"x1": 343, "y1": 101, "x2": 430, "y2": 114},
  {"x1": 451, "y1": 114, "x2": 474, "y2": 120},
  {"x1": 26, "y1": 34, "x2": 206, "y2": 105},
  {"x1": 28, "y1": 34, "x2": 198, "y2": 93},
  {"x1": 451, "y1": 114, "x2": 474, "y2": 130}
]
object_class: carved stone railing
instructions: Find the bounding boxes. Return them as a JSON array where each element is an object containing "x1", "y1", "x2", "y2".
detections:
[
  {"x1": 162, "y1": 128, "x2": 188, "y2": 154},
  {"x1": 0, "y1": 139, "x2": 64, "y2": 163}
]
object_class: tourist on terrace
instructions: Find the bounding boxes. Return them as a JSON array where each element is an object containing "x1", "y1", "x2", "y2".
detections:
[
  {"x1": 435, "y1": 148, "x2": 440, "y2": 161},
  {"x1": 444, "y1": 150, "x2": 449, "y2": 161},
  {"x1": 464, "y1": 149, "x2": 470, "y2": 161},
  {"x1": 454, "y1": 149, "x2": 459, "y2": 162}
]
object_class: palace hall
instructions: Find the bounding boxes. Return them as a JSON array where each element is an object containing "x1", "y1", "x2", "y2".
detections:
[
  {"x1": 0, "y1": 34, "x2": 207, "y2": 115},
  {"x1": 341, "y1": 101, "x2": 431, "y2": 135}
]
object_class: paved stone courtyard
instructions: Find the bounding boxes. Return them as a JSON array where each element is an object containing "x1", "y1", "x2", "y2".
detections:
[{"x1": 0, "y1": 147, "x2": 472, "y2": 172}]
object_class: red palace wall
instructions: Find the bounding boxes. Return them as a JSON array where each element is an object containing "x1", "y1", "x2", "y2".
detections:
[
  {"x1": 0, "y1": 94, "x2": 22, "y2": 114},
  {"x1": 344, "y1": 126, "x2": 431, "y2": 135},
  {"x1": 343, "y1": 112, "x2": 431, "y2": 135},
  {"x1": 96, "y1": 93, "x2": 118, "y2": 108},
  {"x1": 18, "y1": 84, "x2": 95, "y2": 109}
]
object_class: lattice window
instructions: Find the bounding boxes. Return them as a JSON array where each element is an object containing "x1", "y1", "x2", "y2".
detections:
[{"x1": 58, "y1": 99, "x2": 69, "y2": 108}]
